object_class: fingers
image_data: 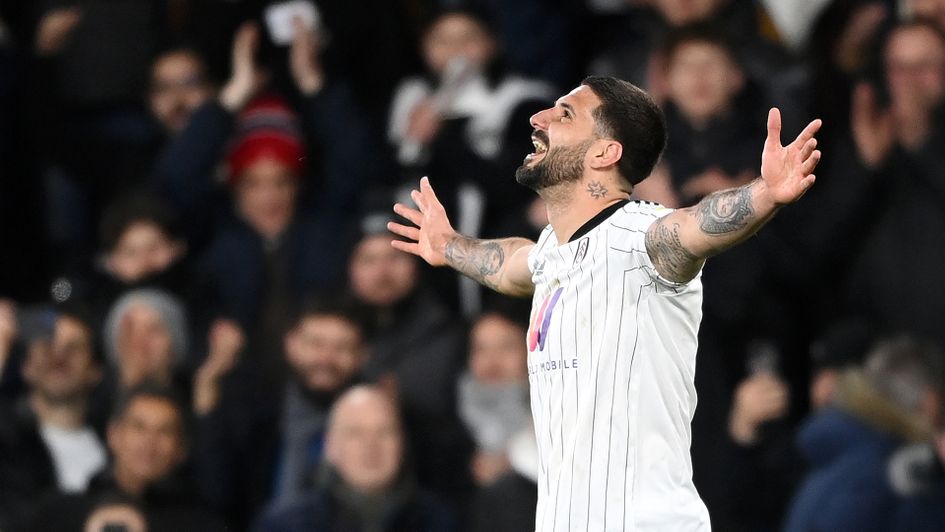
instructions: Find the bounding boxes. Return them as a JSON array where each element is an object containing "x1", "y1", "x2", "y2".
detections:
[
  {"x1": 419, "y1": 176, "x2": 442, "y2": 207},
  {"x1": 410, "y1": 189, "x2": 426, "y2": 212},
  {"x1": 391, "y1": 240, "x2": 421, "y2": 256},
  {"x1": 387, "y1": 222, "x2": 420, "y2": 242},
  {"x1": 794, "y1": 117, "x2": 823, "y2": 147},
  {"x1": 393, "y1": 202, "x2": 422, "y2": 226},
  {"x1": 799, "y1": 137, "x2": 817, "y2": 161},
  {"x1": 801, "y1": 149, "x2": 822, "y2": 175}
]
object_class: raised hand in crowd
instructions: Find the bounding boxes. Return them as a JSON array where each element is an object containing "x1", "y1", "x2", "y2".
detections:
[
  {"x1": 851, "y1": 83, "x2": 895, "y2": 169},
  {"x1": 193, "y1": 319, "x2": 244, "y2": 415},
  {"x1": 833, "y1": 2, "x2": 888, "y2": 73},
  {"x1": 34, "y1": 7, "x2": 83, "y2": 56},
  {"x1": 728, "y1": 373, "x2": 790, "y2": 446},
  {"x1": 289, "y1": 17, "x2": 325, "y2": 96},
  {"x1": 219, "y1": 22, "x2": 267, "y2": 112},
  {"x1": 0, "y1": 299, "x2": 15, "y2": 380}
]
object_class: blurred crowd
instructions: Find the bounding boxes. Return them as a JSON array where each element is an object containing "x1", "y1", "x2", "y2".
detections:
[{"x1": 1, "y1": 0, "x2": 945, "y2": 531}]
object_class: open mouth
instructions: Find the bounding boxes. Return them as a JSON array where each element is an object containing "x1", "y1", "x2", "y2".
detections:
[{"x1": 525, "y1": 130, "x2": 549, "y2": 165}]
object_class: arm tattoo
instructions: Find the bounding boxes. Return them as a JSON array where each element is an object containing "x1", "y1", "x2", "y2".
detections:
[
  {"x1": 645, "y1": 216, "x2": 702, "y2": 282},
  {"x1": 695, "y1": 185, "x2": 755, "y2": 235},
  {"x1": 586, "y1": 181, "x2": 608, "y2": 199},
  {"x1": 444, "y1": 236, "x2": 505, "y2": 291}
]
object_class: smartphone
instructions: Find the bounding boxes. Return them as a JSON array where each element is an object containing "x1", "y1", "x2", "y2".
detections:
[{"x1": 264, "y1": 0, "x2": 321, "y2": 46}]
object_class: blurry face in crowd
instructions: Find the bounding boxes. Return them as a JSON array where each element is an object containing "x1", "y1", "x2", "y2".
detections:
[
  {"x1": 349, "y1": 234, "x2": 418, "y2": 307},
  {"x1": 149, "y1": 50, "x2": 213, "y2": 134},
  {"x1": 326, "y1": 387, "x2": 404, "y2": 495},
  {"x1": 286, "y1": 314, "x2": 366, "y2": 393},
  {"x1": 516, "y1": 85, "x2": 602, "y2": 191},
  {"x1": 234, "y1": 158, "x2": 299, "y2": 240},
  {"x1": 107, "y1": 221, "x2": 185, "y2": 284},
  {"x1": 910, "y1": 0, "x2": 945, "y2": 31},
  {"x1": 422, "y1": 13, "x2": 497, "y2": 75},
  {"x1": 666, "y1": 40, "x2": 744, "y2": 126},
  {"x1": 149, "y1": 51, "x2": 213, "y2": 134},
  {"x1": 884, "y1": 25, "x2": 945, "y2": 111},
  {"x1": 117, "y1": 304, "x2": 175, "y2": 387},
  {"x1": 469, "y1": 314, "x2": 528, "y2": 385},
  {"x1": 651, "y1": 0, "x2": 726, "y2": 26},
  {"x1": 108, "y1": 396, "x2": 186, "y2": 493},
  {"x1": 23, "y1": 316, "x2": 101, "y2": 403}
]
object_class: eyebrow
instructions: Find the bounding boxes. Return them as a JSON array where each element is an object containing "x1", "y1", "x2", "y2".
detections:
[{"x1": 559, "y1": 101, "x2": 576, "y2": 115}]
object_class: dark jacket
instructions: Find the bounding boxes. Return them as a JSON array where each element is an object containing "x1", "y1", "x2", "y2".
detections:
[
  {"x1": 0, "y1": 401, "x2": 59, "y2": 531},
  {"x1": 783, "y1": 373, "x2": 928, "y2": 532},
  {"x1": 890, "y1": 443, "x2": 945, "y2": 532},
  {"x1": 24, "y1": 469, "x2": 225, "y2": 532},
  {"x1": 253, "y1": 469, "x2": 456, "y2": 532}
]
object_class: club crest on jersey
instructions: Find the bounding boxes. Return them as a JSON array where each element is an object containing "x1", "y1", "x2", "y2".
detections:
[
  {"x1": 572, "y1": 237, "x2": 589, "y2": 266},
  {"x1": 528, "y1": 286, "x2": 564, "y2": 352}
]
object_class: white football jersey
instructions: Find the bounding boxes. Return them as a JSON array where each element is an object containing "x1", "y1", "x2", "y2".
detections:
[{"x1": 525, "y1": 200, "x2": 711, "y2": 531}]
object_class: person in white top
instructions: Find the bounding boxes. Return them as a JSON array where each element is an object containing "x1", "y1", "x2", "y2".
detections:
[{"x1": 388, "y1": 75, "x2": 822, "y2": 531}]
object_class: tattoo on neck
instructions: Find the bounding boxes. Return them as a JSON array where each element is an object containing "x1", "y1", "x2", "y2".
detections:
[
  {"x1": 587, "y1": 181, "x2": 608, "y2": 199},
  {"x1": 695, "y1": 186, "x2": 755, "y2": 235},
  {"x1": 444, "y1": 236, "x2": 504, "y2": 291}
]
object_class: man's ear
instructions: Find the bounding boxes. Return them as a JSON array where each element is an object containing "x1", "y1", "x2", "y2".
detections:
[{"x1": 588, "y1": 139, "x2": 623, "y2": 171}]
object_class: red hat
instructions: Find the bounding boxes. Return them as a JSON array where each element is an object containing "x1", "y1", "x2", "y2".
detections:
[{"x1": 226, "y1": 95, "x2": 305, "y2": 182}]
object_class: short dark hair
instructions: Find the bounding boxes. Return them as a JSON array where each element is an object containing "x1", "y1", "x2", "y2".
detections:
[
  {"x1": 110, "y1": 381, "x2": 187, "y2": 428},
  {"x1": 581, "y1": 76, "x2": 667, "y2": 185},
  {"x1": 295, "y1": 292, "x2": 369, "y2": 336},
  {"x1": 660, "y1": 22, "x2": 740, "y2": 67},
  {"x1": 99, "y1": 194, "x2": 182, "y2": 253}
]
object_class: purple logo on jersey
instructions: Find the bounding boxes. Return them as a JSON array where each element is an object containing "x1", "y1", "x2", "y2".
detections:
[{"x1": 528, "y1": 286, "x2": 564, "y2": 351}]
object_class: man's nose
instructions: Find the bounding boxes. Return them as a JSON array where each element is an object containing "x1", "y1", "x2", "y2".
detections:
[{"x1": 530, "y1": 107, "x2": 554, "y2": 130}]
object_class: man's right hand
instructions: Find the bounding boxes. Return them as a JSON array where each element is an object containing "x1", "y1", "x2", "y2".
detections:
[
  {"x1": 219, "y1": 23, "x2": 267, "y2": 112},
  {"x1": 389, "y1": 177, "x2": 535, "y2": 296},
  {"x1": 388, "y1": 177, "x2": 457, "y2": 267}
]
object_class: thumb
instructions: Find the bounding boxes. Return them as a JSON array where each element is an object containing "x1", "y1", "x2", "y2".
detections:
[{"x1": 765, "y1": 108, "x2": 782, "y2": 149}]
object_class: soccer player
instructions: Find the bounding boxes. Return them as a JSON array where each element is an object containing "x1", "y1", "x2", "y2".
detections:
[{"x1": 388, "y1": 76, "x2": 821, "y2": 531}]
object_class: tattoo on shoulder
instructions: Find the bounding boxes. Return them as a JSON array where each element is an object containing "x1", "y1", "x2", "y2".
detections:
[
  {"x1": 695, "y1": 186, "x2": 755, "y2": 235},
  {"x1": 586, "y1": 181, "x2": 608, "y2": 199},
  {"x1": 645, "y1": 216, "x2": 701, "y2": 282},
  {"x1": 444, "y1": 236, "x2": 504, "y2": 290}
]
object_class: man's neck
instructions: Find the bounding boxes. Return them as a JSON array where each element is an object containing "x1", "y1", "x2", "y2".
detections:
[
  {"x1": 542, "y1": 177, "x2": 630, "y2": 245},
  {"x1": 30, "y1": 392, "x2": 88, "y2": 431}
]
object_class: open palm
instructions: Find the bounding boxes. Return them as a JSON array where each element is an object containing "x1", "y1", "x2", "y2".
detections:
[{"x1": 760, "y1": 108, "x2": 823, "y2": 206}]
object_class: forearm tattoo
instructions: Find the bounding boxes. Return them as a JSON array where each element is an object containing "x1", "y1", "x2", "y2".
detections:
[
  {"x1": 694, "y1": 185, "x2": 755, "y2": 235},
  {"x1": 586, "y1": 181, "x2": 608, "y2": 199},
  {"x1": 645, "y1": 216, "x2": 702, "y2": 282},
  {"x1": 444, "y1": 236, "x2": 505, "y2": 291}
]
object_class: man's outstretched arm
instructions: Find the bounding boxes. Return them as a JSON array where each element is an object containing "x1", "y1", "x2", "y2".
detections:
[
  {"x1": 388, "y1": 177, "x2": 535, "y2": 297},
  {"x1": 645, "y1": 109, "x2": 823, "y2": 283}
]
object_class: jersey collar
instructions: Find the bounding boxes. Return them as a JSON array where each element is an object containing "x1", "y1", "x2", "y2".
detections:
[{"x1": 568, "y1": 199, "x2": 631, "y2": 243}]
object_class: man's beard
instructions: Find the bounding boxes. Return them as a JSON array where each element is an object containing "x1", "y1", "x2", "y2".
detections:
[{"x1": 515, "y1": 140, "x2": 592, "y2": 192}]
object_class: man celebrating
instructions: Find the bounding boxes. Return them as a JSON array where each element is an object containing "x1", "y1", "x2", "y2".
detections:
[{"x1": 389, "y1": 76, "x2": 821, "y2": 530}]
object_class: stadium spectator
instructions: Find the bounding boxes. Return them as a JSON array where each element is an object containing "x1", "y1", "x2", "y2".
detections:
[
  {"x1": 827, "y1": 20, "x2": 945, "y2": 345},
  {"x1": 191, "y1": 297, "x2": 368, "y2": 529},
  {"x1": 346, "y1": 212, "x2": 470, "y2": 499},
  {"x1": 253, "y1": 385, "x2": 456, "y2": 532},
  {"x1": 148, "y1": 47, "x2": 216, "y2": 136},
  {"x1": 0, "y1": 307, "x2": 105, "y2": 531},
  {"x1": 589, "y1": 0, "x2": 792, "y2": 102},
  {"x1": 634, "y1": 24, "x2": 764, "y2": 207},
  {"x1": 457, "y1": 311, "x2": 532, "y2": 487},
  {"x1": 388, "y1": 6, "x2": 553, "y2": 259},
  {"x1": 101, "y1": 289, "x2": 190, "y2": 406},
  {"x1": 783, "y1": 336, "x2": 945, "y2": 532},
  {"x1": 25, "y1": 383, "x2": 225, "y2": 532}
]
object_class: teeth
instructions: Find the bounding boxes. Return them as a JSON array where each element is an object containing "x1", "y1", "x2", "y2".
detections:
[{"x1": 532, "y1": 139, "x2": 547, "y2": 153}]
